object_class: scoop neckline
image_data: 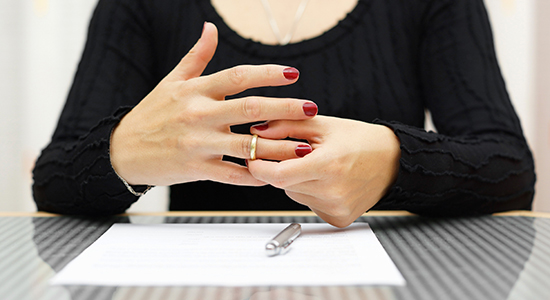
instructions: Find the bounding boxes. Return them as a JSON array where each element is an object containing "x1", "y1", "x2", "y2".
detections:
[{"x1": 197, "y1": 0, "x2": 371, "y2": 59}]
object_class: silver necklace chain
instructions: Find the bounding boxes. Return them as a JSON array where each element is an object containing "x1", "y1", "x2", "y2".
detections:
[{"x1": 260, "y1": 0, "x2": 310, "y2": 45}]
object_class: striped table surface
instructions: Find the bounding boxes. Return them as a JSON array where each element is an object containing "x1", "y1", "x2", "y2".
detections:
[{"x1": 0, "y1": 212, "x2": 549, "y2": 300}]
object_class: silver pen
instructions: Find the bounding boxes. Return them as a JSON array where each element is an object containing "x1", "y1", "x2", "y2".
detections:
[{"x1": 265, "y1": 223, "x2": 301, "y2": 256}]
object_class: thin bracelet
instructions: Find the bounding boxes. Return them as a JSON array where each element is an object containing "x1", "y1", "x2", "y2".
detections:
[
  {"x1": 109, "y1": 128, "x2": 153, "y2": 197},
  {"x1": 114, "y1": 170, "x2": 153, "y2": 197}
]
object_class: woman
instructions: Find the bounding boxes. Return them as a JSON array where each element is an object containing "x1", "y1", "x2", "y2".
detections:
[{"x1": 33, "y1": 0, "x2": 535, "y2": 227}]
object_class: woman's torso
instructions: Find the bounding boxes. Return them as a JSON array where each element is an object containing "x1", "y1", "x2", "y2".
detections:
[{"x1": 141, "y1": 0, "x2": 429, "y2": 210}]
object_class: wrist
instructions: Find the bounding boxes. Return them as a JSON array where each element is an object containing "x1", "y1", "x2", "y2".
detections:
[{"x1": 109, "y1": 123, "x2": 153, "y2": 196}]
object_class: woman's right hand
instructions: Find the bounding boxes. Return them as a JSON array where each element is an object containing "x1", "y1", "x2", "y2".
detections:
[{"x1": 110, "y1": 22, "x2": 317, "y2": 187}]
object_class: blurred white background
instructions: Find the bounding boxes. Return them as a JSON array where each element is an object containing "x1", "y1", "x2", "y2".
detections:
[{"x1": 0, "y1": 0, "x2": 548, "y2": 213}]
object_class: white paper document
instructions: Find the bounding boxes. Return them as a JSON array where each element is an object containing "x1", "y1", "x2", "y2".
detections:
[{"x1": 51, "y1": 223, "x2": 405, "y2": 286}]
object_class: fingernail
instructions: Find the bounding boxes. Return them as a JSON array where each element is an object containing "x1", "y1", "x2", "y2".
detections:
[
  {"x1": 295, "y1": 144, "x2": 313, "y2": 157},
  {"x1": 202, "y1": 22, "x2": 207, "y2": 35},
  {"x1": 283, "y1": 67, "x2": 300, "y2": 80},
  {"x1": 251, "y1": 123, "x2": 269, "y2": 131},
  {"x1": 245, "y1": 159, "x2": 249, "y2": 167},
  {"x1": 303, "y1": 102, "x2": 318, "y2": 116}
]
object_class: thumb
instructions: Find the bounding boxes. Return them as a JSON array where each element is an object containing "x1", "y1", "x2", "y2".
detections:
[{"x1": 167, "y1": 22, "x2": 218, "y2": 81}]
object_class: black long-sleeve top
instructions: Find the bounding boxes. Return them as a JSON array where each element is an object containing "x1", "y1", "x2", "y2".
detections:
[{"x1": 32, "y1": 0, "x2": 535, "y2": 215}]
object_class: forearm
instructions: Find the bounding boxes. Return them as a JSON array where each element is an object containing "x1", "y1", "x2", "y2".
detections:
[
  {"x1": 32, "y1": 109, "x2": 140, "y2": 215},
  {"x1": 31, "y1": 0, "x2": 160, "y2": 214},
  {"x1": 374, "y1": 121, "x2": 535, "y2": 215}
]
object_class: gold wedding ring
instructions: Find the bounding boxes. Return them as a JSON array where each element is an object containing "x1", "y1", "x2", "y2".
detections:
[{"x1": 250, "y1": 134, "x2": 258, "y2": 160}]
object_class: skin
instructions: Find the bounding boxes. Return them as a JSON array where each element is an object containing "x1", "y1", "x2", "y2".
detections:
[
  {"x1": 211, "y1": 0, "x2": 359, "y2": 45},
  {"x1": 210, "y1": 0, "x2": 401, "y2": 227},
  {"x1": 111, "y1": 21, "x2": 401, "y2": 228},
  {"x1": 110, "y1": 22, "x2": 317, "y2": 187},
  {"x1": 248, "y1": 117, "x2": 401, "y2": 228}
]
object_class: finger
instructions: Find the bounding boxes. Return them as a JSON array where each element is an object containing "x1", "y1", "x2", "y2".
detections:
[
  {"x1": 215, "y1": 97, "x2": 317, "y2": 125},
  {"x1": 256, "y1": 139, "x2": 313, "y2": 160},
  {"x1": 250, "y1": 119, "x2": 323, "y2": 142},
  {"x1": 247, "y1": 157, "x2": 319, "y2": 189},
  {"x1": 199, "y1": 65, "x2": 300, "y2": 99},
  {"x1": 204, "y1": 160, "x2": 267, "y2": 186},
  {"x1": 166, "y1": 22, "x2": 218, "y2": 81},
  {"x1": 209, "y1": 133, "x2": 312, "y2": 161}
]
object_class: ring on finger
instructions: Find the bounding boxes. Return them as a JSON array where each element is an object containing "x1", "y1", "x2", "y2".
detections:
[{"x1": 250, "y1": 134, "x2": 258, "y2": 160}]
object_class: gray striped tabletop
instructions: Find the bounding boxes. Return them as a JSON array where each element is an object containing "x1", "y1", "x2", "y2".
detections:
[{"x1": 0, "y1": 215, "x2": 549, "y2": 300}]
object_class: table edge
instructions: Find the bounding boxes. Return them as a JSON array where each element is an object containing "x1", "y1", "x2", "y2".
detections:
[{"x1": 1, "y1": 210, "x2": 549, "y2": 218}]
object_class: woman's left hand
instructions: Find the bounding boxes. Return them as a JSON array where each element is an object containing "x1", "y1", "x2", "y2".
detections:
[{"x1": 247, "y1": 116, "x2": 401, "y2": 228}]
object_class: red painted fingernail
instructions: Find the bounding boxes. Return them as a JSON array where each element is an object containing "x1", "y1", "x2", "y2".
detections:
[
  {"x1": 303, "y1": 102, "x2": 318, "y2": 116},
  {"x1": 245, "y1": 159, "x2": 249, "y2": 167},
  {"x1": 283, "y1": 67, "x2": 300, "y2": 80},
  {"x1": 295, "y1": 144, "x2": 313, "y2": 157},
  {"x1": 252, "y1": 123, "x2": 269, "y2": 131}
]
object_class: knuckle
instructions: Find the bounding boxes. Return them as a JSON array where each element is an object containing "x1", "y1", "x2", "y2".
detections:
[
  {"x1": 225, "y1": 170, "x2": 245, "y2": 184},
  {"x1": 175, "y1": 103, "x2": 207, "y2": 124},
  {"x1": 228, "y1": 66, "x2": 247, "y2": 86},
  {"x1": 239, "y1": 136, "x2": 252, "y2": 158},
  {"x1": 282, "y1": 100, "x2": 295, "y2": 117},
  {"x1": 174, "y1": 80, "x2": 197, "y2": 98},
  {"x1": 269, "y1": 168, "x2": 288, "y2": 188},
  {"x1": 242, "y1": 97, "x2": 262, "y2": 120},
  {"x1": 186, "y1": 48, "x2": 205, "y2": 65}
]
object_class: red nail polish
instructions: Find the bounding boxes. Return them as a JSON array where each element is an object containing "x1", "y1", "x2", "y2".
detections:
[
  {"x1": 252, "y1": 123, "x2": 269, "y2": 131},
  {"x1": 283, "y1": 67, "x2": 300, "y2": 80},
  {"x1": 303, "y1": 102, "x2": 318, "y2": 116},
  {"x1": 295, "y1": 144, "x2": 312, "y2": 157}
]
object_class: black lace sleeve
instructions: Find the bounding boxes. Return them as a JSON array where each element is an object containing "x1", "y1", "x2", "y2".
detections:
[
  {"x1": 32, "y1": 0, "x2": 157, "y2": 215},
  {"x1": 373, "y1": 0, "x2": 535, "y2": 215}
]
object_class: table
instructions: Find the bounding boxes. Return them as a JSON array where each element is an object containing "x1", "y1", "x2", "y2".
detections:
[{"x1": 0, "y1": 211, "x2": 549, "y2": 300}]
